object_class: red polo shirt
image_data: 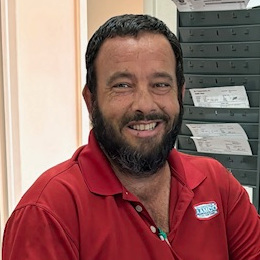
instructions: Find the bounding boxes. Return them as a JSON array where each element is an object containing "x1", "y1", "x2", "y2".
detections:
[{"x1": 2, "y1": 131, "x2": 260, "y2": 260}]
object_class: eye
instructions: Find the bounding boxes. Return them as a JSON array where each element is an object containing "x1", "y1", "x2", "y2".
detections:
[
  {"x1": 154, "y1": 83, "x2": 171, "y2": 88},
  {"x1": 113, "y1": 83, "x2": 131, "y2": 89},
  {"x1": 152, "y1": 82, "x2": 172, "y2": 95},
  {"x1": 111, "y1": 82, "x2": 133, "y2": 95}
]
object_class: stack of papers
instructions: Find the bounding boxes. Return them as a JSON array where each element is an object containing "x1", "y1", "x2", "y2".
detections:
[
  {"x1": 172, "y1": 0, "x2": 251, "y2": 12},
  {"x1": 189, "y1": 86, "x2": 250, "y2": 108},
  {"x1": 186, "y1": 123, "x2": 252, "y2": 155},
  {"x1": 186, "y1": 85, "x2": 252, "y2": 155}
]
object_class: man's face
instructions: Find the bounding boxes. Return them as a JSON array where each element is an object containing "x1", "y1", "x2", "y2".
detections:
[{"x1": 90, "y1": 32, "x2": 182, "y2": 176}]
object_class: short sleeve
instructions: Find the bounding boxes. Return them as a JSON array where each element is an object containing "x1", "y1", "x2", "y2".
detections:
[
  {"x1": 226, "y1": 173, "x2": 260, "y2": 260},
  {"x1": 2, "y1": 204, "x2": 79, "y2": 260}
]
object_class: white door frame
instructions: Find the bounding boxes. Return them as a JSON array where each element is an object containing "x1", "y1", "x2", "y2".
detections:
[
  {"x1": 0, "y1": 0, "x2": 21, "y2": 220},
  {"x1": 144, "y1": 0, "x2": 177, "y2": 34}
]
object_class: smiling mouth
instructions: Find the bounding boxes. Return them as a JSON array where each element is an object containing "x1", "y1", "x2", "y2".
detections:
[{"x1": 128, "y1": 122, "x2": 158, "y2": 131}]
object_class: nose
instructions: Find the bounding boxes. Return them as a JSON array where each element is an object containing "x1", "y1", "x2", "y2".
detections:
[{"x1": 131, "y1": 87, "x2": 157, "y2": 114}]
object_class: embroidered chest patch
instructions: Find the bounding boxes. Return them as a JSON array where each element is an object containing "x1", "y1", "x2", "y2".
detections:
[{"x1": 194, "y1": 201, "x2": 219, "y2": 220}]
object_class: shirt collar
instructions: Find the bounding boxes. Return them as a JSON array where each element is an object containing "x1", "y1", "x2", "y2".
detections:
[
  {"x1": 168, "y1": 149, "x2": 207, "y2": 190},
  {"x1": 78, "y1": 130, "x2": 123, "y2": 195},
  {"x1": 78, "y1": 130, "x2": 206, "y2": 195}
]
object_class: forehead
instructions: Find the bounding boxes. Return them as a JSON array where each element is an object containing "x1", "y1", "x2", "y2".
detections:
[{"x1": 95, "y1": 32, "x2": 176, "y2": 67}]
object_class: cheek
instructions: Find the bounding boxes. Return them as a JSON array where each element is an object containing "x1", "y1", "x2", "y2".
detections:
[
  {"x1": 101, "y1": 92, "x2": 132, "y2": 113},
  {"x1": 99, "y1": 98, "x2": 129, "y2": 126},
  {"x1": 160, "y1": 96, "x2": 180, "y2": 117}
]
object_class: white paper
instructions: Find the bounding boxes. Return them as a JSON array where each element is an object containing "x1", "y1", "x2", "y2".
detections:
[
  {"x1": 172, "y1": 0, "x2": 250, "y2": 12},
  {"x1": 186, "y1": 123, "x2": 248, "y2": 139},
  {"x1": 243, "y1": 186, "x2": 253, "y2": 203},
  {"x1": 189, "y1": 85, "x2": 250, "y2": 108},
  {"x1": 247, "y1": 0, "x2": 260, "y2": 8},
  {"x1": 191, "y1": 137, "x2": 252, "y2": 155}
]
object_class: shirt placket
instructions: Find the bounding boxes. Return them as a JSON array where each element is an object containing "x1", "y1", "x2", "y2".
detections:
[{"x1": 122, "y1": 187, "x2": 181, "y2": 259}]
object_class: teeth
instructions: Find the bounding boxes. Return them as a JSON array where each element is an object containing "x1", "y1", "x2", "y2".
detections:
[{"x1": 131, "y1": 123, "x2": 157, "y2": 131}]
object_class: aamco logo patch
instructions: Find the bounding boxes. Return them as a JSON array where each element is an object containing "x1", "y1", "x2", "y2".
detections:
[{"x1": 194, "y1": 201, "x2": 219, "y2": 220}]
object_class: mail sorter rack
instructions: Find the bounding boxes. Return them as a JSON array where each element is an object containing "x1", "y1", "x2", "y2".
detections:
[{"x1": 177, "y1": 7, "x2": 260, "y2": 212}]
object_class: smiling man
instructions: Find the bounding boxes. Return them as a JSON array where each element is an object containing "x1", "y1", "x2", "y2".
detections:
[
  {"x1": 2, "y1": 14, "x2": 260, "y2": 260},
  {"x1": 87, "y1": 33, "x2": 181, "y2": 177}
]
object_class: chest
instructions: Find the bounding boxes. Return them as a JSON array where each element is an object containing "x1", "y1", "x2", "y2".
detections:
[
  {"x1": 80, "y1": 198, "x2": 176, "y2": 259},
  {"x1": 78, "y1": 195, "x2": 228, "y2": 260},
  {"x1": 141, "y1": 189, "x2": 170, "y2": 233}
]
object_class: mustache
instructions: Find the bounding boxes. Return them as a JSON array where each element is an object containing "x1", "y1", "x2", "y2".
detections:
[{"x1": 120, "y1": 112, "x2": 170, "y2": 127}]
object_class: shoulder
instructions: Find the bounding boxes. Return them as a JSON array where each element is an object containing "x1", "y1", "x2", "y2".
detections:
[
  {"x1": 13, "y1": 145, "x2": 90, "y2": 227},
  {"x1": 5, "y1": 146, "x2": 89, "y2": 250},
  {"x1": 180, "y1": 152, "x2": 241, "y2": 188},
  {"x1": 171, "y1": 150, "x2": 249, "y2": 204},
  {"x1": 178, "y1": 151, "x2": 226, "y2": 172},
  {"x1": 17, "y1": 157, "x2": 84, "y2": 208},
  {"x1": 174, "y1": 150, "x2": 254, "y2": 208},
  {"x1": 19, "y1": 145, "x2": 88, "y2": 203}
]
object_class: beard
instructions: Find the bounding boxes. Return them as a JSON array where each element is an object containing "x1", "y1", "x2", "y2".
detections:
[{"x1": 91, "y1": 101, "x2": 183, "y2": 178}]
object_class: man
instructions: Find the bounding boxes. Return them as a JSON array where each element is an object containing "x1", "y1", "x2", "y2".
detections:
[{"x1": 2, "y1": 14, "x2": 260, "y2": 260}]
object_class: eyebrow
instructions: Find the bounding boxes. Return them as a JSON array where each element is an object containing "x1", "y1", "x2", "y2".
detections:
[
  {"x1": 106, "y1": 72, "x2": 135, "y2": 85},
  {"x1": 150, "y1": 72, "x2": 174, "y2": 82}
]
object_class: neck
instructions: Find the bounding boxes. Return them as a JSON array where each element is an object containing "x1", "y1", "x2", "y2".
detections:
[
  {"x1": 112, "y1": 162, "x2": 171, "y2": 201},
  {"x1": 114, "y1": 162, "x2": 172, "y2": 233}
]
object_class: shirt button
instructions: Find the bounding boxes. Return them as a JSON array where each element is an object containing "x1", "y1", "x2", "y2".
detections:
[
  {"x1": 150, "y1": 225, "x2": 157, "y2": 233},
  {"x1": 135, "y1": 205, "x2": 143, "y2": 213}
]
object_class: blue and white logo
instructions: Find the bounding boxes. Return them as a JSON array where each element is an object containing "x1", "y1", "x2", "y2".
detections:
[{"x1": 194, "y1": 201, "x2": 219, "y2": 220}]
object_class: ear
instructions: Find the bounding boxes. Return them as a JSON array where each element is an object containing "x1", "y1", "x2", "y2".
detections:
[{"x1": 82, "y1": 85, "x2": 93, "y2": 118}]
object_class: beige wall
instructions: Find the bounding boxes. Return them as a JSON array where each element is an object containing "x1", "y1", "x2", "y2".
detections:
[
  {"x1": 87, "y1": 0, "x2": 143, "y2": 39},
  {"x1": 86, "y1": 0, "x2": 177, "y2": 40},
  {"x1": 0, "y1": 0, "x2": 82, "y2": 220},
  {"x1": 16, "y1": 0, "x2": 80, "y2": 194}
]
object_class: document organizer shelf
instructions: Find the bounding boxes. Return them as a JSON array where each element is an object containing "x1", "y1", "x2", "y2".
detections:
[
  {"x1": 186, "y1": 75, "x2": 260, "y2": 90},
  {"x1": 180, "y1": 120, "x2": 259, "y2": 139},
  {"x1": 181, "y1": 42, "x2": 260, "y2": 58},
  {"x1": 179, "y1": 25, "x2": 260, "y2": 43},
  {"x1": 183, "y1": 106, "x2": 259, "y2": 123},
  {"x1": 184, "y1": 58, "x2": 260, "y2": 75},
  {"x1": 184, "y1": 90, "x2": 260, "y2": 107},
  {"x1": 178, "y1": 135, "x2": 259, "y2": 155},
  {"x1": 178, "y1": 149, "x2": 259, "y2": 208},
  {"x1": 179, "y1": 8, "x2": 260, "y2": 27},
  {"x1": 177, "y1": 7, "x2": 260, "y2": 212}
]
